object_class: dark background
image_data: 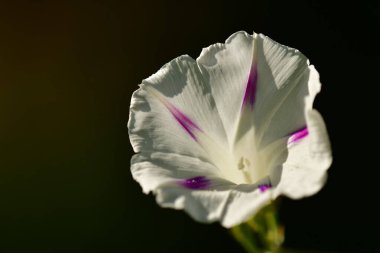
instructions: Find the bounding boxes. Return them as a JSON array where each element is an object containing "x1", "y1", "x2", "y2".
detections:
[{"x1": 1, "y1": 0, "x2": 379, "y2": 252}]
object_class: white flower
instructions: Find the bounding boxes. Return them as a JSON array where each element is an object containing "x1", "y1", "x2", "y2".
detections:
[{"x1": 128, "y1": 31, "x2": 332, "y2": 228}]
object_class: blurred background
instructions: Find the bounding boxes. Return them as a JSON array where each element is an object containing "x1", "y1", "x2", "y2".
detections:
[{"x1": 1, "y1": 0, "x2": 379, "y2": 252}]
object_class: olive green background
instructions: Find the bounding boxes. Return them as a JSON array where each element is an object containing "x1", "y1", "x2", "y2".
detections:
[{"x1": 1, "y1": 1, "x2": 379, "y2": 252}]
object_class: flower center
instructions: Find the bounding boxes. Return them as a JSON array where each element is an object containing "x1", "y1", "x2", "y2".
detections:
[
  {"x1": 230, "y1": 126, "x2": 269, "y2": 185},
  {"x1": 194, "y1": 126, "x2": 271, "y2": 186}
]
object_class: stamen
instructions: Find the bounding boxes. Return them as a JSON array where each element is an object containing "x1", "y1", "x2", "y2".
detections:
[{"x1": 237, "y1": 157, "x2": 253, "y2": 184}]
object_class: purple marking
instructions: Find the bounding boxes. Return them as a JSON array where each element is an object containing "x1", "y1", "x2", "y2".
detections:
[
  {"x1": 242, "y1": 64, "x2": 258, "y2": 107},
  {"x1": 180, "y1": 176, "x2": 210, "y2": 190},
  {"x1": 288, "y1": 127, "x2": 309, "y2": 144},
  {"x1": 258, "y1": 183, "x2": 271, "y2": 192},
  {"x1": 167, "y1": 104, "x2": 201, "y2": 141}
]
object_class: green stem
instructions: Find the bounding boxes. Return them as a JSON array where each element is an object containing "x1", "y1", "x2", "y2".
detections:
[
  {"x1": 230, "y1": 201, "x2": 284, "y2": 253},
  {"x1": 230, "y1": 204, "x2": 337, "y2": 253},
  {"x1": 278, "y1": 249, "x2": 338, "y2": 253}
]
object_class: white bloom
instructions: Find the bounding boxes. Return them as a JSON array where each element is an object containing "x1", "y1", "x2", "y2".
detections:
[{"x1": 128, "y1": 31, "x2": 332, "y2": 228}]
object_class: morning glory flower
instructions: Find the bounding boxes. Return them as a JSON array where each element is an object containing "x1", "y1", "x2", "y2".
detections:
[{"x1": 128, "y1": 31, "x2": 332, "y2": 228}]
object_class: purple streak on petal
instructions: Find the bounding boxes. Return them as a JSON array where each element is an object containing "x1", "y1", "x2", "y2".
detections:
[
  {"x1": 167, "y1": 104, "x2": 201, "y2": 141},
  {"x1": 288, "y1": 127, "x2": 309, "y2": 144},
  {"x1": 258, "y1": 183, "x2": 271, "y2": 192},
  {"x1": 179, "y1": 176, "x2": 210, "y2": 190},
  {"x1": 242, "y1": 64, "x2": 258, "y2": 108}
]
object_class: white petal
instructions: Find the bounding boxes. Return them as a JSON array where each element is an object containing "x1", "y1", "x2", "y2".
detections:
[
  {"x1": 132, "y1": 151, "x2": 272, "y2": 227},
  {"x1": 253, "y1": 34, "x2": 311, "y2": 148},
  {"x1": 156, "y1": 184, "x2": 272, "y2": 228},
  {"x1": 272, "y1": 67, "x2": 332, "y2": 199},
  {"x1": 197, "y1": 31, "x2": 254, "y2": 146},
  {"x1": 131, "y1": 152, "x2": 222, "y2": 194},
  {"x1": 129, "y1": 55, "x2": 228, "y2": 161}
]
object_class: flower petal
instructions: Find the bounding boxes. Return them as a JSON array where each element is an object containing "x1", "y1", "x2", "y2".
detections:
[
  {"x1": 128, "y1": 55, "x2": 232, "y2": 166},
  {"x1": 156, "y1": 184, "x2": 272, "y2": 228},
  {"x1": 197, "y1": 31, "x2": 254, "y2": 146},
  {"x1": 252, "y1": 34, "x2": 311, "y2": 148},
  {"x1": 131, "y1": 152, "x2": 222, "y2": 194},
  {"x1": 272, "y1": 67, "x2": 332, "y2": 199},
  {"x1": 131, "y1": 150, "x2": 273, "y2": 227}
]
